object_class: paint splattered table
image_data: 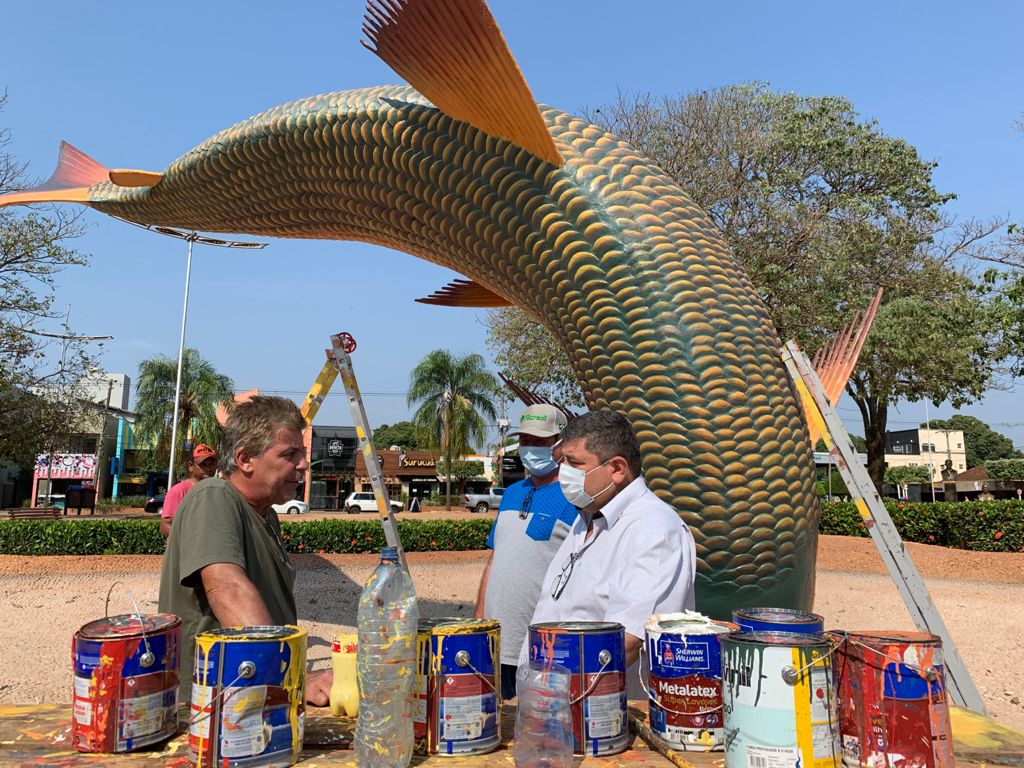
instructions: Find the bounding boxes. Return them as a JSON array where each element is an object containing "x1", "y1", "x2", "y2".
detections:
[{"x1": 2, "y1": 703, "x2": 1020, "y2": 766}]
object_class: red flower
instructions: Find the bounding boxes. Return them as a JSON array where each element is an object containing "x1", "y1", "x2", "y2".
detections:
[
  {"x1": 350, "y1": 539, "x2": 357, "y2": 545},
  {"x1": 430, "y1": 540, "x2": 437, "y2": 547},
  {"x1": 994, "y1": 531, "x2": 1004, "y2": 540},
  {"x1": 926, "y1": 534, "x2": 935, "y2": 543}
]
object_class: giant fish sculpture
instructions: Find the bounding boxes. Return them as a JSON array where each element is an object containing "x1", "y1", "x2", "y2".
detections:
[{"x1": 1, "y1": 0, "x2": 819, "y2": 618}]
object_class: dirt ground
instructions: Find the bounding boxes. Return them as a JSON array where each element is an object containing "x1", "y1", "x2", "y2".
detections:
[{"x1": 1, "y1": 534, "x2": 1022, "y2": 732}]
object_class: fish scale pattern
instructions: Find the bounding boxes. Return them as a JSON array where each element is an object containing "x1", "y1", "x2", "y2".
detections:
[{"x1": 90, "y1": 85, "x2": 819, "y2": 617}]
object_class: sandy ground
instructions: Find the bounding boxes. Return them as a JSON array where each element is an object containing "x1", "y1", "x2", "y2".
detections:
[{"x1": 1, "y1": 534, "x2": 1022, "y2": 732}]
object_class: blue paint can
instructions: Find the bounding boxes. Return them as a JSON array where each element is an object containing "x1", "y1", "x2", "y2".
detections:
[
  {"x1": 732, "y1": 607, "x2": 824, "y2": 634},
  {"x1": 188, "y1": 625, "x2": 307, "y2": 768},
  {"x1": 528, "y1": 621, "x2": 627, "y2": 757}
]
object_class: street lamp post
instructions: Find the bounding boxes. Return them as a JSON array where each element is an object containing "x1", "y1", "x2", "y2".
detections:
[
  {"x1": 496, "y1": 416, "x2": 510, "y2": 487},
  {"x1": 118, "y1": 221, "x2": 267, "y2": 488}
]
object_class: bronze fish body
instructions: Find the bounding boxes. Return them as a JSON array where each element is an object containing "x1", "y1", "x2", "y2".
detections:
[{"x1": 1, "y1": 6, "x2": 819, "y2": 618}]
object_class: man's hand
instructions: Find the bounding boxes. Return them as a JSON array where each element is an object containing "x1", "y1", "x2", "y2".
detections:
[
  {"x1": 474, "y1": 551, "x2": 494, "y2": 619},
  {"x1": 306, "y1": 669, "x2": 333, "y2": 707}
]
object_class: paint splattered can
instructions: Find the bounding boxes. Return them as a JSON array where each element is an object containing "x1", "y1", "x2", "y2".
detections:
[
  {"x1": 644, "y1": 612, "x2": 738, "y2": 751},
  {"x1": 188, "y1": 626, "x2": 307, "y2": 768},
  {"x1": 528, "y1": 621, "x2": 627, "y2": 756},
  {"x1": 732, "y1": 607, "x2": 825, "y2": 634},
  {"x1": 72, "y1": 613, "x2": 181, "y2": 753},
  {"x1": 830, "y1": 631, "x2": 954, "y2": 768},
  {"x1": 722, "y1": 631, "x2": 840, "y2": 768},
  {"x1": 413, "y1": 618, "x2": 501, "y2": 756}
]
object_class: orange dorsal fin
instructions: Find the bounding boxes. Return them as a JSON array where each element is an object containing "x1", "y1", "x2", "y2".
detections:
[
  {"x1": 805, "y1": 287, "x2": 884, "y2": 446},
  {"x1": 109, "y1": 169, "x2": 162, "y2": 188},
  {"x1": 415, "y1": 279, "x2": 511, "y2": 307},
  {"x1": 362, "y1": 0, "x2": 563, "y2": 166},
  {"x1": 0, "y1": 141, "x2": 108, "y2": 207},
  {"x1": 498, "y1": 372, "x2": 577, "y2": 422}
]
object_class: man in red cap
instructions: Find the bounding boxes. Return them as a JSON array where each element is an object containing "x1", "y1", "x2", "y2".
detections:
[{"x1": 160, "y1": 443, "x2": 218, "y2": 538}]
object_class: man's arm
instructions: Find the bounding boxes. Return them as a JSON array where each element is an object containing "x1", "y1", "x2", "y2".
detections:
[
  {"x1": 474, "y1": 550, "x2": 494, "y2": 619},
  {"x1": 159, "y1": 517, "x2": 173, "y2": 539},
  {"x1": 200, "y1": 562, "x2": 274, "y2": 626},
  {"x1": 624, "y1": 633, "x2": 642, "y2": 668}
]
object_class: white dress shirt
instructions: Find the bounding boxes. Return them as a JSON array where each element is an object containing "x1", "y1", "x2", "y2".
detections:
[{"x1": 519, "y1": 475, "x2": 696, "y2": 671}]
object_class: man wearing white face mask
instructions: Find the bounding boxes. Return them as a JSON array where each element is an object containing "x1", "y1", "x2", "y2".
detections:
[
  {"x1": 520, "y1": 410, "x2": 696, "y2": 698},
  {"x1": 475, "y1": 404, "x2": 578, "y2": 699}
]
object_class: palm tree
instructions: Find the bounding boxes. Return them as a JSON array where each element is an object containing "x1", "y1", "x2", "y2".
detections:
[
  {"x1": 135, "y1": 348, "x2": 234, "y2": 479},
  {"x1": 407, "y1": 350, "x2": 498, "y2": 508}
]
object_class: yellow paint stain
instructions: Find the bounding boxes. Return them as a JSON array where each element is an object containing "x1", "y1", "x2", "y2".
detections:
[{"x1": 951, "y1": 704, "x2": 1024, "y2": 752}]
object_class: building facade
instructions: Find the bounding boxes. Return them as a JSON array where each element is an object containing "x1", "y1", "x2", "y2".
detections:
[{"x1": 884, "y1": 428, "x2": 967, "y2": 482}]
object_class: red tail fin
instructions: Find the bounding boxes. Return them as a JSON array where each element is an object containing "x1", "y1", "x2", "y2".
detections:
[{"x1": 0, "y1": 141, "x2": 108, "y2": 207}]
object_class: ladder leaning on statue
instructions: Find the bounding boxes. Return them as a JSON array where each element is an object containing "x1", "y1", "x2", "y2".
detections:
[
  {"x1": 299, "y1": 332, "x2": 407, "y2": 570},
  {"x1": 782, "y1": 340, "x2": 987, "y2": 714}
]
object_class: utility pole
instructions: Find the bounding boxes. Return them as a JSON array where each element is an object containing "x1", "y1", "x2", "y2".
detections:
[{"x1": 923, "y1": 401, "x2": 936, "y2": 502}]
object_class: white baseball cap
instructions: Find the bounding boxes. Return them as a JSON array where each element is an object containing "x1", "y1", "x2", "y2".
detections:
[{"x1": 508, "y1": 404, "x2": 568, "y2": 438}]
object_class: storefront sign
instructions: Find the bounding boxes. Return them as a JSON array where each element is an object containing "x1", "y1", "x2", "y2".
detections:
[
  {"x1": 399, "y1": 456, "x2": 436, "y2": 468},
  {"x1": 326, "y1": 439, "x2": 346, "y2": 457}
]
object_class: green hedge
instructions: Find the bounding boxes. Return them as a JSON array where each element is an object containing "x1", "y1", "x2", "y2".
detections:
[
  {"x1": 0, "y1": 518, "x2": 493, "y2": 556},
  {"x1": 820, "y1": 500, "x2": 1024, "y2": 552},
  {"x1": 1, "y1": 503, "x2": 1020, "y2": 556}
]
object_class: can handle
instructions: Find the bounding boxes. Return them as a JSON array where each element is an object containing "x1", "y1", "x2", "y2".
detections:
[
  {"x1": 454, "y1": 650, "x2": 497, "y2": 692},
  {"x1": 568, "y1": 651, "x2": 612, "y2": 705},
  {"x1": 104, "y1": 581, "x2": 155, "y2": 667}
]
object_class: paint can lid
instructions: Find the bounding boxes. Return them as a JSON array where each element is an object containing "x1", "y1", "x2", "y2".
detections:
[
  {"x1": 196, "y1": 625, "x2": 307, "y2": 643},
  {"x1": 530, "y1": 621, "x2": 623, "y2": 634},
  {"x1": 725, "y1": 630, "x2": 831, "y2": 648},
  {"x1": 77, "y1": 613, "x2": 180, "y2": 640},
  {"x1": 732, "y1": 607, "x2": 824, "y2": 625},
  {"x1": 645, "y1": 611, "x2": 736, "y2": 636},
  {"x1": 418, "y1": 617, "x2": 500, "y2": 635}
]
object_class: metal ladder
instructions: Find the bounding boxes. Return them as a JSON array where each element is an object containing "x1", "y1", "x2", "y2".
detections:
[
  {"x1": 782, "y1": 340, "x2": 986, "y2": 714},
  {"x1": 302, "y1": 332, "x2": 407, "y2": 569}
]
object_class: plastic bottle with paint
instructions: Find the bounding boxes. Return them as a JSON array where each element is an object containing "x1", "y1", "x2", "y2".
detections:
[
  {"x1": 513, "y1": 663, "x2": 574, "y2": 768},
  {"x1": 328, "y1": 634, "x2": 359, "y2": 718},
  {"x1": 355, "y1": 546, "x2": 419, "y2": 768}
]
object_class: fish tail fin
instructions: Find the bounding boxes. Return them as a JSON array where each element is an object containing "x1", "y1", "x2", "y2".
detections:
[
  {"x1": 362, "y1": 0, "x2": 563, "y2": 166},
  {"x1": 0, "y1": 141, "x2": 164, "y2": 209},
  {"x1": 806, "y1": 287, "x2": 884, "y2": 447},
  {"x1": 0, "y1": 141, "x2": 108, "y2": 207}
]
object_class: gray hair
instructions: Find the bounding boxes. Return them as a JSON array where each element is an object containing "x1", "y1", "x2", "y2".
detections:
[
  {"x1": 562, "y1": 410, "x2": 642, "y2": 476},
  {"x1": 219, "y1": 396, "x2": 305, "y2": 475}
]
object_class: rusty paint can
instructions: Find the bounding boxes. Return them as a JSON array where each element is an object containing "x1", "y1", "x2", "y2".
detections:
[
  {"x1": 831, "y1": 631, "x2": 954, "y2": 768},
  {"x1": 644, "y1": 612, "x2": 738, "y2": 751},
  {"x1": 722, "y1": 631, "x2": 840, "y2": 768},
  {"x1": 412, "y1": 618, "x2": 501, "y2": 756},
  {"x1": 71, "y1": 612, "x2": 181, "y2": 753},
  {"x1": 733, "y1": 607, "x2": 825, "y2": 635},
  {"x1": 528, "y1": 621, "x2": 627, "y2": 757},
  {"x1": 188, "y1": 625, "x2": 307, "y2": 768}
]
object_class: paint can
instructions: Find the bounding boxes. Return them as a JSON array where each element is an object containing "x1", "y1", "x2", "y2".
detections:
[
  {"x1": 412, "y1": 617, "x2": 501, "y2": 756},
  {"x1": 528, "y1": 621, "x2": 627, "y2": 756},
  {"x1": 643, "y1": 612, "x2": 738, "y2": 751},
  {"x1": 188, "y1": 625, "x2": 307, "y2": 768},
  {"x1": 830, "y1": 631, "x2": 954, "y2": 768},
  {"x1": 732, "y1": 607, "x2": 825, "y2": 634},
  {"x1": 72, "y1": 612, "x2": 181, "y2": 753},
  {"x1": 722, "y1": 631, "x2": 840, "y2": 768}
]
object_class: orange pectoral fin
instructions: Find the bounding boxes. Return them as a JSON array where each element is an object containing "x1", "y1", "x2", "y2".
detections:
[
  {"x1": 415, "y1": 279, "x2": 511, "y2": 307},
  {"x1": 109, "y1": 169, "x2": 163, "y2": 187},
  {"x1": 0, "y1": 140, "x2": 108, "y2": 207}
]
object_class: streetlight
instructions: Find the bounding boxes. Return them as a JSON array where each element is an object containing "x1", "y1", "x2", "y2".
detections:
[
  {"x1": 119, "y1": 220, "x2": 266, "y2": 487},
  {"x1": 497, "y1": 416, "x2": 510, "y2": 487}
]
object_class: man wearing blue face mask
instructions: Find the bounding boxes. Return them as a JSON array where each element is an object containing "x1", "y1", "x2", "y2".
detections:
[
  {"x1": 475, "y1": 403, "x2": 578, "y2": 699},
  {"x1": 520, "y1": 410, "x2": 696, "y2": 698}
]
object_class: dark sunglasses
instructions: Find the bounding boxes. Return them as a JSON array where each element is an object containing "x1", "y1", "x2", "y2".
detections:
[
  {"x1": 550, "y1": 551, "x2": 580, "y2": 600},
  {"x1": 519, "y1": 486, "x2": 537, "y2": 520}
]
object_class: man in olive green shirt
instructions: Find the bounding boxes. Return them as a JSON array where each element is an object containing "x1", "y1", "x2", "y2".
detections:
[{"x1": 158, "y1": 396, "x2": 331, "y2": 705}]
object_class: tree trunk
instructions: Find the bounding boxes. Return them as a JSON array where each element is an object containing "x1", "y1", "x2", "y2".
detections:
[{"x1": 848, "y1": 375, "x2": 888, "y2": 494}]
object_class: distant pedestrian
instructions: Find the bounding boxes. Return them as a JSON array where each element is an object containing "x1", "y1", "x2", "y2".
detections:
[
  {"x1": 409, "y1": 495, "x2": 421, "y2": 513},
  {"x1": 160, "y1": 444, "x2": 218, "y2": 538}
]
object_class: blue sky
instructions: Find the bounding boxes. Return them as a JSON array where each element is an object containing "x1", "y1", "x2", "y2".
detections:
[{"x1": 4, "y1": 1, "x2": 1023, "y2": 449}]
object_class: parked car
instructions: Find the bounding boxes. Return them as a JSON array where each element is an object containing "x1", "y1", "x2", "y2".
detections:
[
  {"x1": 272, "y1": 500, "x2": 309, "y2": 515},
  {"x1": 462, "y1": 487, "x2": 504, "y2": 513},
  {"x1": 344, "y1": 492, "x2": 402, "y2": 514},
  {"x1": 144, "y1": 493, "x2": 165, "y2": 514}
]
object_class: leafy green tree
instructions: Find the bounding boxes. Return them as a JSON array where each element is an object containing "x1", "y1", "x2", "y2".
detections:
[
  {"x1": 488, "y1": 83, "x2": 1008, "y2": 490},
  {"x1": 984, "y1": 459, "x2": 1024, "y2": 481},
  {"x1": 815, "y1": 469, "x2": 850, "y2": 499},
  {"x1": 135, "y1": 348, "x2": 233, "y2": 478},
  {"x1": 436, "y1": 458, "x2": 486, "y2": 495},
  {"x1": 407, "y1": 350, "x2": 497, "y2": 508},
  {"x1": 372, "y1": 421, "x2": 428, "y2": 450},
  {"x1": 884, "y1": 465, "x2": 933, "y2": 485},
  {"x1": 921, "y1": 414, "x2": 1022, "y2": 468},
  {"x1": 0, "y1": 94, "x2": 98, "y2": 468}
]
